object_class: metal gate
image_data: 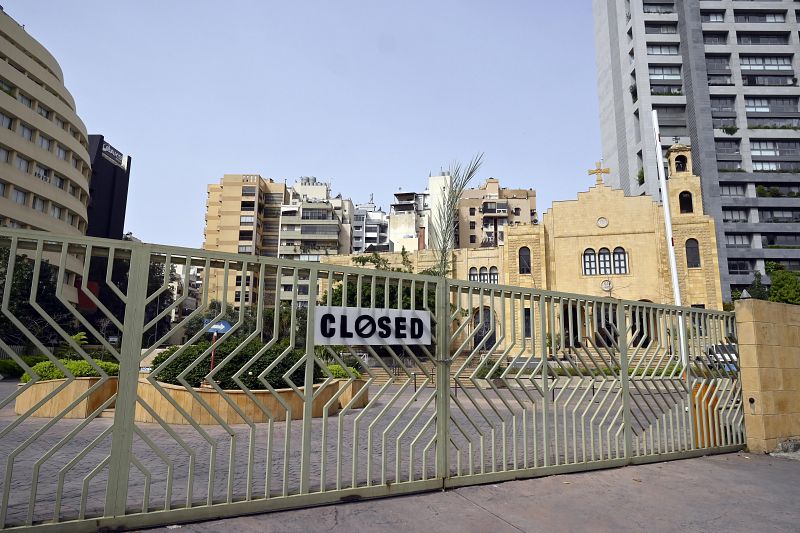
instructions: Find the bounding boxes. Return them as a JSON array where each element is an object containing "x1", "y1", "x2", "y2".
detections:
[{"x1": 0, "y1": 229, "x2": 744, "y2": 531}]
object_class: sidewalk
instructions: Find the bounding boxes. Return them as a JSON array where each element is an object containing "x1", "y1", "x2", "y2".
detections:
[{"x1": 135, "y1": 453, "x2": 799, "y2": 533}]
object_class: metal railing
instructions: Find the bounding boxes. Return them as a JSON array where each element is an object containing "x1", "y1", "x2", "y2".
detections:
[{"x1": 0, "y1": 228, "x2": 744, "y2": 531}]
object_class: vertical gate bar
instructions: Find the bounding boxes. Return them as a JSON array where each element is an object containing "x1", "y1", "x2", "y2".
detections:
[
  {"x1": 300, "y1": 269, "x2": 319, "y2": 494},
  {"x1": 539, "y1": 295, "x2": 550, "y2": 467},
  {"x1": 679, "y1": 308, "x2": 696, "y2": 449},
  {"x1": 617, "y1": 302, "x2": 632, "y2": 462},
  {"x1": 435, "y1": 278, "x2": 450, "y2": 481},
  {"x1": 104, "y1": 243, "x2": 150, "y2": 517}
]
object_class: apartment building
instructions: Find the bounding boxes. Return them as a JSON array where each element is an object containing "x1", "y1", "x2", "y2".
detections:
[
  {"x1": 387, "y1": 173, "x2": 450, "y2": 252},
  {"x1": 0, "y1": 9, "x2": 93, "y2": 298},
  {"x1": 277, "y1": 176, "x2": 353, "y2": 305},
  {"x1": 457, "y1": 178, "x2": 537, "y2": 248},
  {"x1": 352, "y1": 195, "x2": 389, "y2": 253},
  {"x1": 203, "y1": 174, "x2": 288, "y2": 306},
  {"x1": 594, "y1": 0, "x2": 800, "y2": 298}
]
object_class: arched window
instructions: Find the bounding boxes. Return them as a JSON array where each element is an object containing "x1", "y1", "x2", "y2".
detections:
[
  {"x1": 583, "y1": 249, "x2": 597, "y2": 275},
  {"x1": 679, "y1": 191, "x2": 693, "y2": 214},
  {"x1": 598, "y1": 248, "x2": 612, "y2": 275},
  {"x1": 675, "y1": 155, "x2": 687, "y2": 172},
  {"x1": 479, "y1": 266, "x2": 488, "y2": 283},
  {"x1": 519, "y1": 247, "x2": 531, "y2": 274},
  {"x1": 469, "y1": 267, "x2": 478, "y2": 281},
  {"x1": 489, "y1": 266, "x2": 499, "y2": 284},
  {"x1": 686, "y1": 239, "x2": 700, "y2": 268},
  {"x1": 613, "y1": 247, "x2": 628, "y2": 274}
]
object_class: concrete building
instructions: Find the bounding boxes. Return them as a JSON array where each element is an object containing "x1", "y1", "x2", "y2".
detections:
[
  {"x1": 593, "y1": 0, "x2": 800, "y2": 298},
  {"x1": 388, "y1": 173, "x2": 450, "y2": 252},
  {"x1": 86, "y1": 135, "x2": 130, "y2": 240},
  {"x1": 325, "y1": 147, "x2": 723, "y2": 310},
  {"x1": 457, "y1": 178, "x2": 537, "y2": 248},
  {"x1": 352, "y1": 196, "x2": 389, "y2": 253},
  {"x1": 203, "y1": 174, "x2": 288, "y2": 306},
  {"x1": 278, "y1": 176, "x2": 353, "y2": 305},
  {"x1": 0, "y1": 8, "x2": 92, "y2": 295}
]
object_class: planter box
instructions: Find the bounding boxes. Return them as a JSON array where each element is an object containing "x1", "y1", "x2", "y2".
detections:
[
  {"x1": 135, "y1": 378, "x2": 369, "y2": 425},
  {"x1": 337, "y1": 378, "x2": 368, "y2": 409},
  {"x1": 14, "y1": 377, "x2": 118, "y2": 419}
]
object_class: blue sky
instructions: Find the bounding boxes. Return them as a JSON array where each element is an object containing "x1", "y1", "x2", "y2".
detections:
[{"x1": 5, "y1": 1, "x2": 601, "y2": 247}]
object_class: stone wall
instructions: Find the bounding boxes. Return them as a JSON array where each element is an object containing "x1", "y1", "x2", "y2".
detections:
[{"x1": 736, "y1": 299, "x2": 800, "y2": 453}]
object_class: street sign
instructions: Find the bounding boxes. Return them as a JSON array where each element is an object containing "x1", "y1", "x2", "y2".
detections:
[{"x1": 203, "y1": 319, "x2": 233, "y2": 334}]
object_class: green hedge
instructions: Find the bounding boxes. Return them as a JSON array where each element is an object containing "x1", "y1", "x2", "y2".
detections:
[
  {"x1": 326, "y1": 364, "x2": 361, "y2": 379},
  {"x1": 0, "y1": 355, "x2": 50, "y2": 378},
  {"x1": 20, "y1": 359, "x2": 120, "y2": 383},
  {"x1": 150, "y1": 338, "x2": 322, "y2": 390}
]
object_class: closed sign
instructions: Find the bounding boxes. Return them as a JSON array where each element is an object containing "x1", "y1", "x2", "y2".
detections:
[{"x1": 314, "y1": 306, "x2": 432, "y2": 346}]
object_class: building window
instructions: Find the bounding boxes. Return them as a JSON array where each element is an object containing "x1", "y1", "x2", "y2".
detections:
[
  {"x1": 519, "y1": 247, "x2": 531, "y2": 274},
  {"x1": 479, "y1": 267, "x2": 488, "y2": 283},
  {"x1": 583, "y1": 249, "x2": 597, "y2": 276},
  {"x1": 50, "y1": 205, "x2": 61, "y2": 219},
  {"x1": 0, "y1": 113, "x2": 12, "y2": 129},
  {"x1": 647, "y1": 44, "x2": 679, "y2": 55},
  {"x1": 37, "y1": 135, "x2": 51, "y2": 151},
  {"x1": 489, "y1": 266, "x2": 499, "y2": 284},
  {"x1": 19, "y1": 123, "x2": 32, "y2": 141},
  {"x1": 240, "y1": 215, "x2": 254, "y2": 225},
  {"x1": 523, "y1": 308, "x2": 532, "y2": 338},
  {"x1": 52, "y1": 175, "x2": 64, "y2": 189},
  {"x1": 36, "y1": 105, "x2": 50, "y2": 119},
  {"x1": 67, "y1": 213, "x2": 75, "y2": 226},
  {"x1": 32, "y1": 196, "x2": 45, "y2": 212},
  {"x1": 56, "y1": 146, "x2": 67, "y2": 160},
  {"x1": 679, "y1": 191, "x2": 693, "y2": 213},
  {"x1": 15, "y1": 156, "x2": 29, "y2": 173},
  {"x1": 469, "y1": 221, "x2": 476, "y2": 230},
  {"x1": 13, "y1": 189, "x2": 26, "y2": 205},
  {"x1": 238, "y1": 245, "x2": 253, "y2": 253},
  {"x1": 720, "y1": 184, "x2": 745, "y2": 197},
  {"x1": 17, "y1": 93, "x2": 31, "y2": 108},
  {"x1": 612, "y1": 247, "x2": 628, "y2": 274},
  {"x1": 0, "y1": 147, "x2": 7, "y2": 163},
  {"x1": 469, "y1": 235, "x2": 476, "y2": 244},
  {"x1": 469, "y1": 207, "x2": 476, "y2": 216},
  {"x1": 649, "y1": 66, "x2": 681, "y2": 80},
  {"x1": 686, "y1": 239, "x2": 701, "y2": 268},
  {"x1": 34, "y1": 165, "x2": 49, "y2": 181},
  {"x1": 234, "y1": 291, "x2": 241, "y2": 302},
  {"x1": 598, "y1": 248, "x2": 612, "y2": 275},
  {"x1": 722, "y1": 209, "x2": 747, "y2": 223},
  {"x1": 726, "y1": 234, "x2": 750, "y2": 248},
  {"x1": 0, "y1": 181, "x2": 5, "y2": 197},
  {"x1": 514, "y1": 207, "x2": 521, "y2": 216},
  {"x1": 469, "y1": 267, "x2": 478, "y2": 281}
]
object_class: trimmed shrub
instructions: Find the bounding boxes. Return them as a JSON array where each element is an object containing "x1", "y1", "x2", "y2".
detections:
[
  {"x1": 150, "y1": 338, "x2": 321, "y2": 390},
  {"x1": 0, "y1": 355, "x2": 52, "y2": 379},
  {"x1": 20, "y1": 359, "x2": 120, "y2": 383},
  {"x1": 327, "y1": 364, "x2": 361, "y2": 379}
]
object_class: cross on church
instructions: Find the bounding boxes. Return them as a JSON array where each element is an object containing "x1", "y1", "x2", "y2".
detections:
[{"x1": 588, "y1": 161, "x2": 610, "y2": 184}]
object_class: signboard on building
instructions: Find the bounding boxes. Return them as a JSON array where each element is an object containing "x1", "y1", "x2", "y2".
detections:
[
  {"x1": 314, "y1": 306, "x2": 431, "y2": 346},
  {"x1": 101, "y1": 141, "x2": 124, "y2": 167}
]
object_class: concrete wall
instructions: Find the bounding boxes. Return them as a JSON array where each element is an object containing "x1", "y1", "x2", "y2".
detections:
[{"x1": 736, "y1": 299, "x2": 800, "y2": 453}]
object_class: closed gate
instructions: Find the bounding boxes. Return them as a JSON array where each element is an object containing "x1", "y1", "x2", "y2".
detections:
[{"x1": 0, "y1": 229, "x2": 743, "y2": 531}]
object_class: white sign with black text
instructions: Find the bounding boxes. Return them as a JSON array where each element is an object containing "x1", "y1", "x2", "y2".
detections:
[{"x1": 314, "y1": 306, "x2": 431, "y2": 346}]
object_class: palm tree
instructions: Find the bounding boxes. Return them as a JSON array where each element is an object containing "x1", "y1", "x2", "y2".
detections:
[{"x1": 428, "y1": 153, "x2": 484, "y2": 277}]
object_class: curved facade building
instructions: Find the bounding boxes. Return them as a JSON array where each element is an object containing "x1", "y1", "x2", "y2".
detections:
[{"x1": 0, "y1": 9, "x2": 91, "y2": 240}]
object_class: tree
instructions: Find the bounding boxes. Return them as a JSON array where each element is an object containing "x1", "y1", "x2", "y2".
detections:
[
  {"x1": 746, "y1": 271, "x2": 768, "y2": 300},
  {"x1": 0, "y1": 247, "x2": 77, "y2": 348},
  {"x1": 429, "y1": 154, "x2": 484, "y2": 277},
  {"x1": 767, "y1": 262, "x2": 800, "y2": 305}
]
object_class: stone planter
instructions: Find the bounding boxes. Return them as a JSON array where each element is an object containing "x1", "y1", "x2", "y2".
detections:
[
  {"x1": 135, "y1": 378, "x2": 369, "y2": 425},
  {"x1": 14, "y1": 377, "x2": 118, "y2": 419},
  {"x1": 337, "y1": 378, "x2": 368, "y2": 409}
]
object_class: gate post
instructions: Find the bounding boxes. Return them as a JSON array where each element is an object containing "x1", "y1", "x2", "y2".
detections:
[
  {"x1": 435, "y1": 278, "x2": 450, "y2": 481},
  {"x1": 617, "y1": 302, "x2": 632, "y2": 462},
  {"x1": 104, "y1": 244, "x2": 150, "y2": 517}
]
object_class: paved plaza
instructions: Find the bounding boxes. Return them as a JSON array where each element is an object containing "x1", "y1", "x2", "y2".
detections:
[{"x1": 134, "y1": 453, "x2": 800, "y2": 533}]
